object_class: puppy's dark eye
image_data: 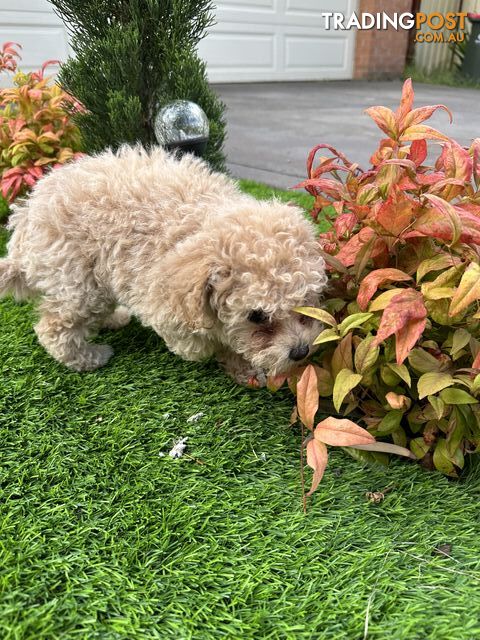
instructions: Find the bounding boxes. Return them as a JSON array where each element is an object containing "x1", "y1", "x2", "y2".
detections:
[
  {"x1": 298, "y1": 315, "x2": 313, "y2": 326},
  {"x1": 248, "y1": 309, "x2": 269, "y2": 324}
]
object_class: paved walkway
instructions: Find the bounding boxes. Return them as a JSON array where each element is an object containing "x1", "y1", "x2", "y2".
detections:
[{"x1": 214, "y1": 80, "x2": 479, "y2": 189}]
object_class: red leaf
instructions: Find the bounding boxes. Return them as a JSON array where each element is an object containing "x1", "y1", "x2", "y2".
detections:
[
  {"x1": 306, "y1": 143, "x2": 354, "y2": 177},
  {"x1": 336, "y1": 227, "x2": 376, "y2": 267},
  {"x1": 396, "y1": 317, "x2": 427, "y2": 365},
  {"x1": 372, "y1": 290, "x2": 427, "y2": 364},
  {"x1": 357, "y1": 268, "x2": 412, "y2": 310},
  {"x1": 296, "y1": 364, "x2": 319, "y2": 430},
  {"x1": 314, "y1": 417, "x2": 375, "y2": 447},
  {"x1": 334, "y1": 212, "x2": 357, "y2": 237},
  {"x1": 305, "y1": 439, "x2": 328, "y2": 496},
  {"x1": 292, "y1": 177, "x2": 345, "y2": 200},
  {"x1": 407, "y1": 139, "x2": 427, "y2": 166}
]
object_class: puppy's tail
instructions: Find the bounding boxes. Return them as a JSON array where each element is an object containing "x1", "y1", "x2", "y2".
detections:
[{"x1": 0, "y1": 258, "x2": 27, "y2": 300}]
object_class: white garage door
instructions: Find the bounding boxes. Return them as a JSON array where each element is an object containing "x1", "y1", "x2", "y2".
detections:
[
  {"x1": 0, "y1": 0, "x2": 68, "y2": 86},
  {"x1": 0, "y1": 0, "x2": 357, "y2": 85},
  {"x1": 198, "y1": 0, "x2": 358, "y2": 82}
]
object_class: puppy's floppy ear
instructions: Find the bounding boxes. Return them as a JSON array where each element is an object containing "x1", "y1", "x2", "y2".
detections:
[{"x1": 162, "y1": 235, "x2": 229, "y2": 331}]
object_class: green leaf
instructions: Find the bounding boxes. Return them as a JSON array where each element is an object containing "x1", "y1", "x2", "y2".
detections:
[
  {"x1": 447, "y1": 415, "x2": 465, "y2": 457},
  {"x1": 408, "y1": 348, "x2": 444, "y2": 373},
  {"x1": 342, "y1": 447, "x2": 389, "y2": 466},
  {"x1": 332, "y1": 369, "x2": 362, "y2": 412},
  {"x1": 433, "y1": 438, "x2": 455, "y2": 475},
  {"x1": 369, "y1": 288, "x2": 406, "y2": 312},
  {"x1": 353, "y1": 441, "x2": 416, "y2": 459},
  {"x1": 440, "y1": 388, "x2": 478, "y2": 405},
  {"x1": 451, "y1": 328, "x2": 471, "y2": 358},
  {"x1": 354, "y1": 335, "x2": 380, "y2": 374},
  {"x1": 294, "y1": 306, "x2": 337, "y2": 328},
  {"x1": 313, "y1": 328, "x2": 341, "y2": 345},
  {"x1": 417, "y1": 254, "x2": 462, "y2": 283},
  {"x1": 417, "y1": 372, "x2": 455, "y2": 400},
  {"x1": 428, "y1": 395, "x2": 445, "y2": 420},
  {"x1": 472, "y1": 374, "x2": 480, "y2": 395},
  {"x1": 376, "y1": 410, "x2": 403, "y2": 434},
  {"x1": 337, "y1": 313, "x2": 374, "y2": 337},
  {"x1": 410, "y1": 437, "x2": 429, "y2": 460},
  {"x1": 386, "y1": 363, "x2": 411, "y2": 387}
]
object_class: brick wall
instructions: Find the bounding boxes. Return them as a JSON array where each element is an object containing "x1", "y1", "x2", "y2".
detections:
[{"x1": 354, "y1": 0, "x2": 413, "y2": 79}]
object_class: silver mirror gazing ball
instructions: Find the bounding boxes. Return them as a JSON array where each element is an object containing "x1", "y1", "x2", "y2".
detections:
[{"x1": 154, "y1": 100, "x2": 210, "y2": 157}]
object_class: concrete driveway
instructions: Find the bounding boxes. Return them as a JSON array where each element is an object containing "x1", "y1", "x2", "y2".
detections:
[{"x1": 214, "y1": 80, "x2": 479, "y2": 189}]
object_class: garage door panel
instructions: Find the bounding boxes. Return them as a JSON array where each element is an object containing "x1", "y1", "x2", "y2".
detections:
[
  {"x1": 0, "y1": 0, "x2": 57, "y2": 12},
  {"x1": 285, "y1": 0, "x2": 351, "y2": 16},
  {"x1": 218, "y1": 0, "x2": 275, "y2": 10},
  {"x1": 199, "y1": 31, "x2": 275, "y2": 69},
  {"x1": 0, "y1": 25, "x2": 66, "y2": 62},
  {"x1": 206, "y1": 0, "x2": 357, "y2": 81},
  {"x1": 285, "y1": 35, "x2": 348, "y2": 70}
]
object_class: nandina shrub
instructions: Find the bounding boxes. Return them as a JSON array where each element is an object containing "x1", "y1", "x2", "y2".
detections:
[
  {"x1": 269, "y1": 79, "x2": 480, "y2": 495},
  {"x1": 0, "y1": 42, "x2": 84, "y2": 203}
]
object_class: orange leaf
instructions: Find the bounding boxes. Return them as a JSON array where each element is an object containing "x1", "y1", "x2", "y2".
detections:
[
  {"x1": 406, "y1": 196, "x2": 463, "y2": 246},
  {"x1": 402, "y1": 104, "x2": 453, "y2": 130},
  {"x1": 305, "y1": 439, "x2": 328, "y2": 496},
  {"x1": 296, "y1": 364, "x2": 319, "y2": 430},
  {"x1": 376, "y1": 188, "x2": 419, "y2": 239},
  {"x1": 266, "y1": 374, "x2": 287, "y2": 392},
  {"x1": 395, "y1": 78, "x2": 414, "y2": 129},
  {"x1": 373, "y1": 289, "x2": 427, "y2": 364},
  {"x1": 365, "y1": 106, "x2": 397, "y2": 139},
  {"x1": 385, "y1": 391, "x2": 411, "y2": 410},
  {"x1": 400, "y1": 125, "x2": 450, "y2": 143},
  {"x1": 357, "y1": 268, "x2": 412, "y2": 311},
  {"x1": 314, "y1": 417, "x2": 375, "y2": 447},
  {"x1": 442, "y1": 140, "x2": 473, "y2": 182}
]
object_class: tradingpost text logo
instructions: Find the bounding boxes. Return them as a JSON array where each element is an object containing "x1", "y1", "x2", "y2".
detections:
[{"x1": 321, "y1": 11, "x2": 468, "y2": 43}]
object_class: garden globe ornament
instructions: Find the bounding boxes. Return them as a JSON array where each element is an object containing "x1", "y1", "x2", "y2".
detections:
[{"x1": 154, "y1": 100, "x2": 209, "y2": 157}]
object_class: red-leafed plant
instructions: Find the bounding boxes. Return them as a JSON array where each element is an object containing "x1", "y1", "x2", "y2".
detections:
[
  {"x1": 270, "y1": 79, "x2": 480, "y2": 498},
  {"x1": 0, "y1": 42, "x2": 84, "y2": 204}
]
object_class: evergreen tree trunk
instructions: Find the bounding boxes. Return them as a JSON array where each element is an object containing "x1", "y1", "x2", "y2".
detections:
[{"x1": 49, "y1": 0, "x2": 226, "y2": 170}]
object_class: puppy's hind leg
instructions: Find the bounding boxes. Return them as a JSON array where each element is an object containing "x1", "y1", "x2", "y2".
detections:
[
  {"x1": 101, "y1": 306, "x2": 131, "y2": 331},
  {"x1": 35, "y1": 300, "x2": 114, "y2": 372}
]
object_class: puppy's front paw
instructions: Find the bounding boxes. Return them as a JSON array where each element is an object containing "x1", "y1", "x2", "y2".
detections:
[
  {"x1": 217, "y1": 350, "x2": 266, "y2": 388},
  {"x1": 246, "y1": 371, "x2": 267, "y2": 388}
]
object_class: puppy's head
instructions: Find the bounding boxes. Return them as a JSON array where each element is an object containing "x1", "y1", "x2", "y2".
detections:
[{"x1": 167, "y1": 199, "x2": 328, "y2": 375}]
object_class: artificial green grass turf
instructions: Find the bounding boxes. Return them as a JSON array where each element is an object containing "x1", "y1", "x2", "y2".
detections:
[{"x1": 1, "y1": 184, "x2": 480, "y2": 640}]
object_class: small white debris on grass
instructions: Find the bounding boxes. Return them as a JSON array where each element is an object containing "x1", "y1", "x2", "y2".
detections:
[
  {"x1": 168, "y1": 437, "x2": 188, "y2": 458},
  {"x1": 186, "y1": 412, "x2": 205, "y2": 423},
  {"x1": 161, "y1": 412, "x2": 171, "y2": 420}
]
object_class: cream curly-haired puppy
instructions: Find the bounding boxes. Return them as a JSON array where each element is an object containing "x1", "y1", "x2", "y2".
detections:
[{"x1": 0, "y1": 146, "x2": 327, "y2": 386}]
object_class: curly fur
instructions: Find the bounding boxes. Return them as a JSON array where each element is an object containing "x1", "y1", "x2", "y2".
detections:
[{"x1": 0, "y1": 146, "x2": 328, "y2": 385}]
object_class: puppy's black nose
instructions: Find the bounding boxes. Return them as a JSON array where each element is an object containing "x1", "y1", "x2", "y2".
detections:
[{"x1": 289, "y1": 344, "x2": 309, "y2": 361}]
